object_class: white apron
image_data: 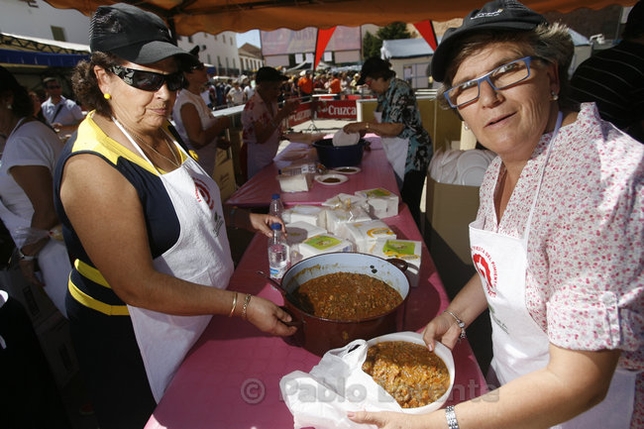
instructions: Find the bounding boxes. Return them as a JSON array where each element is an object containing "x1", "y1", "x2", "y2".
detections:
[
  {"x1": 469, "y1": 112, "x2": 636, "y2": 428},
  {"x1": 373, "y1": 111, "x2": 407, "y2": 185},
  {"x1": 114, "y1": 119, "x2": 234, "y2": 402}
]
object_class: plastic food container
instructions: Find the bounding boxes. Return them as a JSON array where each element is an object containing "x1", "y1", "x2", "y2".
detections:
[
  {"x1": 365, "y1": 331, "x2": 455, "y2": 414},
  {"x1": 312, "y1": 138, "x2": 365, "y2": 169}
]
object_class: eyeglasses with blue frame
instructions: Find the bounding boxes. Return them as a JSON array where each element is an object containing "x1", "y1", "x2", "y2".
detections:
[{"x1": 444, "y1": 56, "x2": 538, "y2": 109}]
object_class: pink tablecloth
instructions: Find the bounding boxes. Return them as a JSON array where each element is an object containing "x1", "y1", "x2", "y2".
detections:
[
  {"x1": 225, "y1": 135, "x2": 400, "y2": 208},
  {"x1": 145, "y1": 205, "x2": 488, "y2": 429}
]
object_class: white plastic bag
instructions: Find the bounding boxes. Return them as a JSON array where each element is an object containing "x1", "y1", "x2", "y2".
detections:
[{"x1": 280, "y1": 340, "x2": 403, "y2": 429}]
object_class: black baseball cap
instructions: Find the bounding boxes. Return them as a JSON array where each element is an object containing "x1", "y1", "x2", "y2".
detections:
[
  {"x1": 89, "y1": 3, "x2": 199, "y2": 68},
  {"x1": 0, "y1": 65, "x2": 21, "y2": 92},
  {"x1": 432, "y1": 0, "x2": 547, "y2": 82},
  {"x1": 623, "y1": 1, "x2": 644, "y2": 39},
  {"x1": 356, "y1": 57, "x2": 391, "y2": 85},
  {"x1": 255, "y1": 67, "x2": 288, "y2": 84}
]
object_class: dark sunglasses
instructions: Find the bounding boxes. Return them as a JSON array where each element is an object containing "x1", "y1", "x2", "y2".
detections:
[
  {"x1": 47, "y1": 85, "x2": 61, "y2": 89},
  {"x1": 190, "y1": 62, "x2": 205, "y2": 71},
  {"x1": 110, "y1": 65, "x2": 184, "y2": 92}
]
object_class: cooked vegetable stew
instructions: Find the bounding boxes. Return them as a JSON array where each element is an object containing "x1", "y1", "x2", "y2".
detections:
[
  {"x1": 293, "y1": 272, "x2": 402, "y2": 320},
  {"x1": 362, "y1": 341, "x2": 450, "y2": 408}
]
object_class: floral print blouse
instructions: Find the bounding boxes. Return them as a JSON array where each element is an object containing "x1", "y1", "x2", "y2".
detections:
[
  {"x1": 377, "y1": 78, "x2": 432, "y2": 175},
  {"x1": 476, "y1": 103, "x2": 643, "y2": 427}
]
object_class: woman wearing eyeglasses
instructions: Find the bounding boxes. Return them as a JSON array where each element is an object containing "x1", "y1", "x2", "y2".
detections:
[
  {"x1": 172, "y1": 48, "x2": 232, "y2": 177},
  {"x1": 53, "y1": 4, "x2": 296, "y2": 428},
  {"x1": 348, "y1": 1, "x2": 643, "y2": 429}
]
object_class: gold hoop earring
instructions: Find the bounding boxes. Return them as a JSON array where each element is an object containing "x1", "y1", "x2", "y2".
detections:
[{"x1": 103, "y1": 93, "x2": 112, "y2": 100}]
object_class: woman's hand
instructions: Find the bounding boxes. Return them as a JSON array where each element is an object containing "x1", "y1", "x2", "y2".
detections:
[
  {"x1": 343, "y1": 122, "x2": 367, "y2": 135},
  {"x1": 280, "y1": 99, "x2": 300, "y2": 118},
  {"x1": 248, "y1": 213, "x2": 284, "y2": 237},
  {"x1": 245, "y1": 295, "x2": 297, "y2": 336},
  {"x1": 422, "y1": 312, "x2": 462, "y2": 351},
  {"x1": 18, "y1": 259, "x2": 44, "y2": 288}
]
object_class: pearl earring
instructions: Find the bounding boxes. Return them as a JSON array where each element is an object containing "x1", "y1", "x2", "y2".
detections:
[
  {"x1": 463, "y1": 122, "x2": 470, "y2": 131},
  {"x1": 6, "y1": 104, "x2": 12, "y2": 110},
  {"x1": 550, "y1": 91, "x2": 559, "y2": 101},
  {"x1": 103, "y1": 93, "x2": 112, "y2": 100}
]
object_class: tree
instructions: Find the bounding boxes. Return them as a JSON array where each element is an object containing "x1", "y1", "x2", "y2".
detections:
[
  {"x1": 376, "y1": 22, "x2": 412, "y2": 40},
  {"x1": 362, "y1": 22, "x2": 412, "y2": 60},
  {"x1": 362, "y1": 31, "x2": 381, "y2": 59}
]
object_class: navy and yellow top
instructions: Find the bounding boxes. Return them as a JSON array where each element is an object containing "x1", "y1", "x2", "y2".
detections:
[{"x1": 53, "y1": 113, "x2": 186, "y2": 316}]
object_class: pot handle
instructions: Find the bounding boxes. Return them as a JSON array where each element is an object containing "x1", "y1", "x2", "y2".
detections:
[
  {"x1": 387, "y1": 258, "x2": 408, "y2": 273},
  {"x1": 280, "y1": 306, "x2": 303, "y2": 328}
]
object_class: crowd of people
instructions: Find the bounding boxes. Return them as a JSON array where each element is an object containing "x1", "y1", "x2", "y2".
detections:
[
  {"x1": 199, "y1": 67, "x2": 365, "y2": 110},
  {"x1": 0, "y1": 0, "x2": 641, "y2": 428}
]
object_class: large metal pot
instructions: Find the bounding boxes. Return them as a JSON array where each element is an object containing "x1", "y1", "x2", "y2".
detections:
[{"x1": 281, "y1": 253, "x2": 410, "y2": 356}]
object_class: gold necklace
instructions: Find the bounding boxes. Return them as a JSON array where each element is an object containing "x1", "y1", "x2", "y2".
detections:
[
  {"x1": 119, "y1": 120, "x2": 180, "y2": 168},
  {"x1": 146, "y1": 135, "x2": 180, "y2": 168}
]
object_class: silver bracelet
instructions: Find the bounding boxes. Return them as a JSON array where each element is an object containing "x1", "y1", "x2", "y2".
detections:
[
  {"x1": 444, "y1": 310, "x2": 467, "y2": 339},
  {"x1": 18, "y1": 248, "x2": 36, "y2": 261},
  {"x1": 445, "y1": 405, "x2": 460, "y2": 429}
]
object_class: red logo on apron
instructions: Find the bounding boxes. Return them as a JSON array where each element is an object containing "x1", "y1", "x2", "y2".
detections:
[
  {"x1": 471, "y1": 245, "x2": 497, "y2": 297},
  {"x1": 193, "y1": 177, "x2": 214, "y2": 209}
]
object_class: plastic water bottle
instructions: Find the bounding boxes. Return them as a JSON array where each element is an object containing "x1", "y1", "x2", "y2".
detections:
[
  {"x1": 268, "y1": 223, "x2": 290, "y2": 280},
  {"x1": 269, "y1": 193, "x2": 284, "y2": 219}
]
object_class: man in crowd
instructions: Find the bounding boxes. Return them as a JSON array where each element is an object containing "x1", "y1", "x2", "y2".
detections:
[
  {"x1": 40, "y1": 77, "x2": 84, "y2": 137},
  {"x1": 297, "y1": 70, "x2": 314, "y2": 101}
]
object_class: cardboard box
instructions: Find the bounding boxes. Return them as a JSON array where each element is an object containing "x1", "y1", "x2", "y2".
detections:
[
  {"x1": 285, "y1": 221, "x2": 327, "y2": 247},
  {"x1": 214, "y1": 148, "x2": 237, "y2": 202},
  {"x1": 369, "y1": 239, "x2": 422, "y2": 287},
  {"x1": 299, "y1": 234, "x2": 354, "y2": 259},
  {"x1": 284, "y1": 205, "x2": 326, "y2": 228},
  {"x1": 325, "y1": 205, "x2": 371, "y2": 236},
  {"x1": 341, "y1": 220, "x2": 396, "y2": 253},
  {"x1": 425, "y1": 178, "x2": 480, "y2": 265},
  {"x1": 36, "y1": 312, "x2": 80, "y2": 388}
]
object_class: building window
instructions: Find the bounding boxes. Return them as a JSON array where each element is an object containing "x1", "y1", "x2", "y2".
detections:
[{"x1": 50, "y1": 26, "x2": 66, "y2": 42}]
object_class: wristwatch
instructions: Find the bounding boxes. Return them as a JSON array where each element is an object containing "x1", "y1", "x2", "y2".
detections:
[{"x1": 18, "y1": 248, "x2": 36, "y2": 261}]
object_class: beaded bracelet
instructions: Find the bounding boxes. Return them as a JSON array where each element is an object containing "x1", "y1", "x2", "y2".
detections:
[
  {"x1": 241, "y1": 294, "x2": 252, "y2": 320},
  {"x1": 444, "y1": 310, "x2": 467, "y2": 339},
  {"x1": 228, "y1": 292, "x2": 238, "y2": 318},
  {"x1": 445, "y1": 405, "x2": 460, "y2": 429}
]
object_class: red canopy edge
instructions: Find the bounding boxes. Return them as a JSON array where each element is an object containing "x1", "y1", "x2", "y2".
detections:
[{"x1": 42, "y1": 0, "x2": 636, "y2": 36}]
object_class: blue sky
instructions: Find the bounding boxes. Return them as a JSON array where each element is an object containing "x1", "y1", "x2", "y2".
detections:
[{"x1": 236, "y1": 29, "x2": 261, "y2": 48}]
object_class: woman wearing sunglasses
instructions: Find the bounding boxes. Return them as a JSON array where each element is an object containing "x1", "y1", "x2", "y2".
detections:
[
  {"x1": 172, "y1": 48, "x2": 232, "y2": 177},
  {"x1": 53, "y1": 4, "x2": 296, "y2": 428},
  {"x1": 348, "y1": 1, "x2": 643, "y2": 429}
]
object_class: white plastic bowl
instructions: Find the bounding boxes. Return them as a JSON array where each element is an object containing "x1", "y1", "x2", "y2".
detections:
[{"x1": 365, "y1": 331, "x2": 455, "y2": 414}]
